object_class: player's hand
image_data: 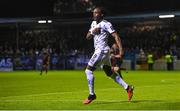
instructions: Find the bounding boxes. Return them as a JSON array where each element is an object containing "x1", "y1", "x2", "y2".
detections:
[
  {"x1": 111, "y1": 53, "x2": 115, "y2": 57},
  {"x1": 114, "y1": 54, "x2": 122, "y2": 59},
  {"x1": 111, "y1": 54, "x2": 115, "y2": 59},
  {"x1": 119, "y1": 50, "x2": 124, "y2": 59},
  {"x1": 119, "y1": 54, "x2": 123, "y2": 59},
  {"x1": 111, "y1": 53, "x2": 123, "y2": 59}
]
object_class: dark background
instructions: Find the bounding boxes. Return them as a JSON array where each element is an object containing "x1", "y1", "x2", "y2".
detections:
[
  {"x1": 0, "y1": 0, "x2": 55, "y2": 17},
  {"x1": 0, "y1": 0, "x2": 180, "y2": 17}
]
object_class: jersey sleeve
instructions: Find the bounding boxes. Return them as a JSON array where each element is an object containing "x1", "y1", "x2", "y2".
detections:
[
  {"x1": 104, "y1": 22, "x2": 115, "y2": 34},
  {"x1": 89, "y1": 22, "x2": 94, "y2": 32}
]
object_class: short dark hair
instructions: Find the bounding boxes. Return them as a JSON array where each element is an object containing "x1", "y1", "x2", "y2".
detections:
[{"x1": 93, "y1": 6, "x2": 106, "y2": 16}]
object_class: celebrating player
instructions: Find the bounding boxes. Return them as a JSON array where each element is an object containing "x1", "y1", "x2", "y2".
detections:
[{"x1": 83, "y1": 7, "x2": 134, "y2": 104}]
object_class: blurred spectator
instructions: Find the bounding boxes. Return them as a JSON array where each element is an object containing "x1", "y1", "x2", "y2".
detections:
[
  {"x1": 0, "y1": 21, "x2": 180, "y2": 70},
  {"x1": 53, "y1": 0, "x2": 95, "y2": 14}
]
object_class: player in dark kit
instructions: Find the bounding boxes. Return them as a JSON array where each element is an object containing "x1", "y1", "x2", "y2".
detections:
[
  {"x1": 110, "y1": 43, "x2": 126, "y2": 78},
  {"x1": 40, "y1": 51, "x2": 50, "y2": 75}
]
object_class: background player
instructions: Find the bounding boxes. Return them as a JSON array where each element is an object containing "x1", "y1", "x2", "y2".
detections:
[
  {"x1": 40, "y1": 49, "x2": 50, "y2": 75},
  {"x1": 83, "y1": 7, "x2": 134, "y2": 104},
  {"x1": 110, "y1": 43, "x2": 128, "y2": 78}
]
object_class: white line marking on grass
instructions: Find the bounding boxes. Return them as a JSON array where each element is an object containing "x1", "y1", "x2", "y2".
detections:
[
  {"x1": 0, "y1": 100, "x2": 81, "y2": 102},
  {"x1": 0, "y1": 84, "x2": 178, "y2": 100},
  {"x1": 0, "y1": 88, "x2": 120, "y2": 99},
  {"x1": 0, "y1": 91, "x2": 87, "y2": 99},
  {"x1": 1, "y1": 99, "x2": 177, "y2": 104},
  {"x1": 138, "y1": 84, "x2": 179, "y2": 88},
  {"x1": 0, "y1": 100, "x2": 125, "y2": 102}
]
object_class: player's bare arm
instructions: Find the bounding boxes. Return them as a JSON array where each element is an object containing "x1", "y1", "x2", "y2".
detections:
[
  {"x1": 86, "y1": 31, "x2": 93, "y2": 40},
  {"x1": 111, "y1": 32, "x2": 123, "y2": 58},
  {"x1": 47, "y1": 56, "x2": 50, "y2": 65}
]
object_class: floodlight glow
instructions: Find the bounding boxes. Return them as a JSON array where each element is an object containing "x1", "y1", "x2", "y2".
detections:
[
  {"x1": 38, "y1": 20, "x2": 46, "y2": 23},
  {"x1": 159, "y1": 14, "x2": 175, "y2": 18},
  {"x1": 47, "y1": 20, "x2": 52, "y2": 23}
]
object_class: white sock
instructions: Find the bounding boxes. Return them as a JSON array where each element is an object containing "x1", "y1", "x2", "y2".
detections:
[
  {"x1": 111, "y1": 74, "x2": 128, "y2": 89},
  {"x1": 85, "y1": 69, "x2": 95, "y2": 95}
]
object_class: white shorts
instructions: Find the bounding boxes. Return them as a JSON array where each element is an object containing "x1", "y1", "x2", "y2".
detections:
[{"x1": 88, "y1": 49, "x2": 111, "y2": 68}]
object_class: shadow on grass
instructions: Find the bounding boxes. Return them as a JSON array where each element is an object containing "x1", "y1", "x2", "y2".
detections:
[
  {"x1": 131, "y1": 100, "x2": 164, "y2": 103},
  {"x1": 94, "y1": 100, "x2": 165, "y2": 105}
]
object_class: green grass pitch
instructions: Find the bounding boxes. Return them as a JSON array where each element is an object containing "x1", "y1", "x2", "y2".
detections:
[{"x1": 0, "y1": 70, "x2": 180, "y2": 110}]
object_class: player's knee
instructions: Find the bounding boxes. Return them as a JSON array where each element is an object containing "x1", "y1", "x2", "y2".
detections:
[
  {"x1": 113, "y1": 66, "x2": 120, "y2": 72},
  {"x1": 103, "y1": 65, "x2": 113, "y2": 77},
  {"x1": 86, "y1": 65, "x2": 96, "y2": 71},
  {"x1": 85, "y1": 69, "x2": 91, "y2": 74},
  {"x1": 85, "y1": 65, "x2": 95, "y2": 76},
  {"x1": 85, "y1": 69, "x2": 94, "y2": 80}
]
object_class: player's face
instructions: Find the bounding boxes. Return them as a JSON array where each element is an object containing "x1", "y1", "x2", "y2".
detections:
[{"x1": 93, "y1": 8, "x2": 103, "y2": 21}]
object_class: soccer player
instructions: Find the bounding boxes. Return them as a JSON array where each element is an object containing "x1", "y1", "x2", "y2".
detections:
[
  {"x1": 40, "y1": 50, "x2": 50, "y2": 75},
  {"x1": 83, "y1": 7, "x2": 134, "y2": 104},
  {"x1": 110, "y1": 43, "x2": 126, "y2": 78}
]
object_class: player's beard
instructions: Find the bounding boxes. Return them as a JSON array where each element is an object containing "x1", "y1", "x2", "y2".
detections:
[{"x1": 94, "y1": 16, "x2": 103, "y2": 23}]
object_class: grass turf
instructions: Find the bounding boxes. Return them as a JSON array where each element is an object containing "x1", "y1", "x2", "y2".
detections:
[{"x1": 0, "y1": 70, "x2": 180, "y2": 110}]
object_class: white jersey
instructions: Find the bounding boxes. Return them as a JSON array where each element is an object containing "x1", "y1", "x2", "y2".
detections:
[{"x1": 89, "y1": 20, "x2": 115, "y2": 51}]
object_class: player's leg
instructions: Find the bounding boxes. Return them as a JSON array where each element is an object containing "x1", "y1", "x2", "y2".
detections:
[
  {"x1": 103, "y1": 52, "x2": 128, "y2": 89},
  {"x1": 83, "y1": 51, "x2": 102, "y2": 104},
  {"x1": 83, "y1": 65, "x2": 96, "y2": 104},
  {"x1": 103, "y1": 64, "x2": 134, "y2": 101},
  {"x1": 103, "y1": 65, "x2": 128, "y2": 89},
  {"x1": 116, "y1": 59, "x2": 123, "y2": 78},
  {"x1": 45, "y1": 64, "x2": 48, "y2": 74},
  {"x1": 113, "y1": 66, "x2": 123, "y2": 78},
  {"x1": 103, "y1": 53, "x2": 134, "y2": 101},
  {"x1": 111, "y1": 58, "x2": 123, "y2": 78},
  {"x1": 40, "y1": 64, "x2": 45, "y2": 75}
]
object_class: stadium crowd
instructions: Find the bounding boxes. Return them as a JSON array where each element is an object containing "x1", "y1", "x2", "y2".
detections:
[
  {"x1": 0, "y1": 24, "x2": 180, "y2": 70},
  {"x1": 54, "y1": 0, "x2": 94, "y2": 14},
  {"x1": 121, "y1": 25, "x2": 180, "y2": 60},
  {"x1": 0, "y1": 25, "x2": 180, "y2": 59}
]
